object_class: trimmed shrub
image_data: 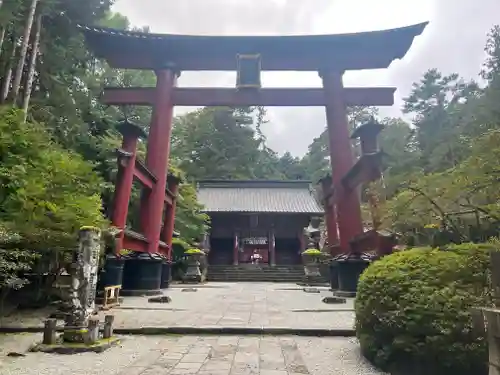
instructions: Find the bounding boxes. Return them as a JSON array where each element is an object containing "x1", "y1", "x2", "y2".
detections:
[
  {"x1": 171, "y1": 239, "x2": 191, "y2": 280},
  {"x1": 355, "y1": 244, "x2": 494, "y2": 375}
]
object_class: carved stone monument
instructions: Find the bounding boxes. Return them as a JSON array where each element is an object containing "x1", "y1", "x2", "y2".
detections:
[
  {"x1": 479, "y1": 251, "x2": 500, "y2": 375},
  {"x1": 63, "y1": 226, "x2": 101, "y2": 343}
]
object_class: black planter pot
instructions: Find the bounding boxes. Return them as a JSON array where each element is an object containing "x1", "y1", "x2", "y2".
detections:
[
  {"x1": 122, "y1": 252, "x2": 163, "y2": 296},
  {"x1": 329, "y1": 261, "x2": 339, "y2": 290},
  {"x1": 160, "y1": 258, "x2": 172, "y2": 289},
  {"x1": 97, "y1": 254, "x2": 125, "y2": 290},
  {"x1": 335, "y1": 253, "x2": 371, "y2": 297}
]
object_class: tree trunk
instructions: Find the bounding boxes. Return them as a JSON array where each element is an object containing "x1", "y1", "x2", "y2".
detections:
[
  {"x1": 9, "y1": 0, "x2": 39, "y2": 105},
  {"x1": 1, "y1": 36, "x2": 16, "y2": 103},
  {"x1": 22, "y1": 13, "x2": 42, "y2": 123},
  {"x1": 0, "y1": 27, "x2": 5, "y2": 57}
]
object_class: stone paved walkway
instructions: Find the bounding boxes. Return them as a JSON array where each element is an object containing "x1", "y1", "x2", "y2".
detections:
[
  {"x1": 0, "y1": 283, "x2": 383, "y2": 375},
  {"x1": 1, "y1": 335, "x2": 385, "y2": 375},
  {"x1": 1, "y1": 283, "x2": 355, "y2": 330},
  {"x1": 106, "y1": 282, "x2": 355, "y2": 330}
]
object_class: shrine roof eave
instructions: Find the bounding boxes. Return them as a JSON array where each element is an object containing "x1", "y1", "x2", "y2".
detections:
[
  {"x1": 78, "y1": 22, "x2": 428, "y2": 71},
  {"x1": 201, "y1": 210, "x2": 323, "y2": 216}
]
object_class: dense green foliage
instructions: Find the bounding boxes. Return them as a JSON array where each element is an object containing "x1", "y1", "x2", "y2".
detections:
[
  {"x1": 0, "y1": 106, "x2": 106, "y2": 291},
  {"x1": 377, "y1": 27, "x2": 500, "y2": 244},
  {"x1": 0, "y1": 107, "x2": 106, "y2": 239},
  {"x1": 355, "y1": 243, "x2": 494, "y2": 374}
]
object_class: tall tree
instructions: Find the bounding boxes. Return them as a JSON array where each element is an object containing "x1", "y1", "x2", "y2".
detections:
[
  {"x1": 171, "y1": 107, "x2": 281, "y2": 180},
  {"x1": 9, "y1": 0, "x2": 39, "y2": 104},
  {"x1": 403, "y1": 69, "x2": 480, "y2": 171},
  {"x1": 21, "y1": 10, "x2": 41, "y2": 121}
]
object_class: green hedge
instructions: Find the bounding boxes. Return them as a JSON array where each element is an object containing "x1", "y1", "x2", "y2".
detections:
[{"x1": 355, "y1": 243, "x2": 494, "y2": 375}]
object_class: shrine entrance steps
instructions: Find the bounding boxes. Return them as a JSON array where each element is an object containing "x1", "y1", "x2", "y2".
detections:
[{"x1": 206, "y1": 264, "x2": 328, "y2": 283}]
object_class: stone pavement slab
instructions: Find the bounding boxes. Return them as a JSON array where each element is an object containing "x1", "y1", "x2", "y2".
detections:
[
  {"x1": 0, "y1": 282, "x2": 354, "y2": 331},
  {"x1": 0, "y1": 334, "x2": 385, "y2": 375},
  {"x1": 99, "y1": 283, "x2": 355, "y2": 330}
]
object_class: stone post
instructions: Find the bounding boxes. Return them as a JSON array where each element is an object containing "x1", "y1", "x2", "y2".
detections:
[
  {"x1": 43, "y1": 319, "x2": 57, "y2": 345},
  {"x1": 63, "y1": 226, "x2": 101, "y2": 343},
  {"x1": 86, "y1": 318, "x2": 100, "y2": 344},
  {"x1": 481, "y1": 308, "x2": 500, "y2": 375},
  {"x1": 103, "y1": 315, "x2": 114, "y2": 339},
  {"x1": 482, "y1": 251, "x2": 500, "y2": 375}
]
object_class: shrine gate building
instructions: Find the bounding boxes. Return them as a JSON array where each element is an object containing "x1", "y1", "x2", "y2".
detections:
[{"x1": 197, "y1": 180, "x2": 324, "y2": 266}]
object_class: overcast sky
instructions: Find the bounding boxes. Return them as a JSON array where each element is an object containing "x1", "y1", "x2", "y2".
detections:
[{"x1": 112, "y1": 0, "x2": 499, "y2": 156}]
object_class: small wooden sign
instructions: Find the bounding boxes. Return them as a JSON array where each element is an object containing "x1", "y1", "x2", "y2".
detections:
[
  {"x1": 236, "y1": 54, "x2": 262, "y2": 89},
  {"x1": 242, "y1": 237, "x2": 268, "y2": 245}
]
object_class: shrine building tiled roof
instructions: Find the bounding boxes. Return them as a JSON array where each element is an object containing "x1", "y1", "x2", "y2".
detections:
[{"x1": 197, "y1": 180, "x2": 324, "y2": 214}]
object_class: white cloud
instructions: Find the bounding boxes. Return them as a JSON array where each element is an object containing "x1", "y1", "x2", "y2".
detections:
[{"x1": 111, "y1": 0, "x2": 500, "y2": 156}]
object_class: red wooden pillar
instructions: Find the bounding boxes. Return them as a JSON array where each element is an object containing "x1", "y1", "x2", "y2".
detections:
[
  {"x1": 268, "y1": 228, "x2": 276, "y2": 266},
  {"x1": 324, "y1": 205, "x2": 339, "y2": 251},
  {"x1": 111, "y1": 121, "x2": 144, "y2": 252},
  {"x1": 162, "y1": 175, "x2": 180, "y2": 260},
  {"x1": 141, "y1": 68, "x2": 177, "y2": 253},
  {"x1": 320, "y1": 176, "x2": 339, "y2": 254},
  {"x1": 320, "y1": 70, "x2": 364, "y2": 252},
  {"x1": 233, "y1": 232, "x2": 239, "y2": 265}
]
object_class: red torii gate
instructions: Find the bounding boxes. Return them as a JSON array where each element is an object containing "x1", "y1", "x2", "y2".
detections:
[{"x1": 79, "y1": 22, "x2": 427, "y2": 272}]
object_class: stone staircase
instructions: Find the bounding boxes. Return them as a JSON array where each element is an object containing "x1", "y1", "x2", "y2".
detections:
[{"x1": 206, "y1": 264, "x2": 327, "y2": 283}]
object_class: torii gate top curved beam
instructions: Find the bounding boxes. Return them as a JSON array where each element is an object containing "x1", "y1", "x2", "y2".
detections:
[{"x1": 77, "y1": 22, "x2": 428, "y2": 71}]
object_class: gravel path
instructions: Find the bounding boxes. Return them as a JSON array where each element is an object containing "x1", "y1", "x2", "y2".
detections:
[{"x1": 0, "y1": 334, "x2": 385, "y2": 375}]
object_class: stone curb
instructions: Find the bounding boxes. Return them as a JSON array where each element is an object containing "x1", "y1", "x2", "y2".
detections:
[{"x1": 0, "y1": 326, "x2": 356, "y2": 337}]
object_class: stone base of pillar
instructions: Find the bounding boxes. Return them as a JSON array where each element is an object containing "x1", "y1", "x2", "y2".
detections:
[
  {"x1": 160, "y1": 258, "x2": 172, "y2": 289},
  {"x1": 334, "y1": 253, "x2": 371, "y2": 297},
  {"x1": 328, "y1": 261, "x2": 339, "y2": 291},
  {"x1": 97, "y1": 254, "x2": 125, "y2": 291},
  {"x1": 121, "y1": 253, "x2": 163, "y2": 296}
]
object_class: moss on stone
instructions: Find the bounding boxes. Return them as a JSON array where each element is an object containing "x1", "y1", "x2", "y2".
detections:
[
  {"x1": 302, "y1": 248, "x2": 322, "y2": 255},
  {"x1": 185, "y1": 248, "x2": 204, "y2": 254},
  {"x1": 30, "y1": 337, "x2": 121, "y2": 354},
  {"x1": 120, "y1": 249, "x2": 133, "y2": 256}
]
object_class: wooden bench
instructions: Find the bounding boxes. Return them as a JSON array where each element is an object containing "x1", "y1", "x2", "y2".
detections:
[{"x1": 101, "y1": 285, "x2": 121, "y2": 310}]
